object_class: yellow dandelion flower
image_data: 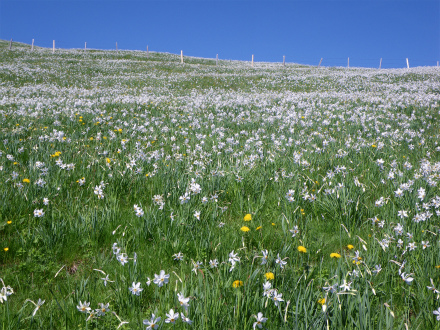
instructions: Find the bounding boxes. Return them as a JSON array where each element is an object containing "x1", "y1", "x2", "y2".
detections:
[
  {"x1": 318, "y1": 298, "x2": 326, "y2": 305},
  {"x1": 240, "y1": 226, "x2": 250, "y2": 232},
  {"x1": 265, "y1": 272, "x2": 274, "y2": 280},
  {"x1": 7, "y1": 221, "x2": 12, "y2": 225},
  {"x1": 347, "y1": 244, "x2": 354, "y2": 250},
  {"x1": 256, "y1": 226, "x2": 262, "y2": 230},
  {"x1": 372, "y1": 144, "x2": 377, "y2": 148},
  {"x1": 435, "y1": 265, "x2": 440, "y2": 269},
  {"x1": 243, "y1": 214, "x2": 252, "y2": 221},
  {"x1": 106, "y1": 158, "x2": 111, "y2": 163},
  {"x1": 298, "y1": 246, "x2": 307, "y2": 253},
  {"x1": 232, "y1": 280, "x2": 243, "y2": 288},
  {"x1": 22, "y1": 178, "x2": 30, "y2": 183},
  {"x1": 4, "y1": 247, "x2": 9, "y2": 252},
  {"x1": 330, "y1": 253, "x2": 341, "y2": 258}
]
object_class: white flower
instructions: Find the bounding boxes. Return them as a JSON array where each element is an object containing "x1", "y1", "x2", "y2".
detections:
[
  {"x1": 77, "y1": 301, "x2": 91, "y2": 313},
  {"x1": 165, "y1": 309, "x2": 179, "y2": 324},
  {"x1": 253, "y1": 312, "x2": 268, "y2": 329},
  {"x1": 271, "y1": 290, "x2": 284, "y2": 306},
  {"x1": 289, "y1": 225, "x2": 299, "y2": 237},
  {"x1": 153, "y1": 270, "x2": 169, "y2": 287},
  {"x1": 209, "y1": 259, "x2": 219, "y2": 268},
  {"x1": 177, "y1": 293, "x2": 190, "y2": 311},
  {"x1": 275, "y1": 253, "x2": 287, "y2": 269},
  {"x1": 180, "y1": 312, "x2": 193, "y2": 325},
  {"x1": 260, "y1": 249, "x2": 269, "y2": 265},
  {"x1": 33, "y1": 209, "x2": 44, "y2": 217},
  {"x1": 129, "y1": 282, "x2": 143, "y2": 295},
  {"x1": 434, "y1": 307, "x2": 440, "y2": 321},
  {"x1": 143, "y1": 313, "x2": 161, "y2": 330}
]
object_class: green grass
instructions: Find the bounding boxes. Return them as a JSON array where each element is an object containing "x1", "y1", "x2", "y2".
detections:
[{"x1": 0, "y1": 40, "x2": 440, "y2": 329}]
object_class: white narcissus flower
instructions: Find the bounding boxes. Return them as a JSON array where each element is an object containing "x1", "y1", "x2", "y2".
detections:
[
  {"x1": 77, "y1": 301, "x2": 91, "y2": 313},
  {"x1": 253, "y1": 312, "x2": 268, "y2": 329},
  {"x1": 165, "y1": 308, "x2": 179, "y2": 324},
  {"x1": 129, "y1": 282, "x2": 143, "y2": 295},
  {"x1": 177, "y1": 293, "x2": 190, "y2": 311},
  {"x1": 143, "y1": 313, "x2": 161, "y2": 330},
  {"x1": 153, "y1": 270, "x2": 169, "y2": 287}
]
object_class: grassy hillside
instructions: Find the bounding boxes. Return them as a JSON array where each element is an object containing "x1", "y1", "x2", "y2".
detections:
[{"x1": 1, "y1": 40, "x2": 440, "y2": 329}]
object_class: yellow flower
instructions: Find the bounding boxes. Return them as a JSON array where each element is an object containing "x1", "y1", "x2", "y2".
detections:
[
  {"x1": 240, "y1": 226, "x2": 250, "y2": 232},
  {"x1": 265, "y1": 272, "x2": 274, "y2": 280},
  {"x1": 330, "y1": 253, "x2": 341, "y2": 258},
  {"x1": 106, "y1": 158, "x2": 111, "y2": 163},
  {"x1": 243, "y1": 214, "x2": 252, "y2": 221},
  {"x1": 347, "y1": 244, "x2": 354, "y2": 250},
  {"x1": 372, "y1": 144, "x2": 377, "y2": 148},
  {"x1": 298, "y1": 246, "x2": 307, "y2": 253},
  {"x1": 435, "y1": 265, "x2": 440, "y2": 269},
  {"x1": 318, "y1": 298, "x2": 326, "y2": 305},
  {"x1": 89, "y1": 137, "x2": 94, "y2": 141},
  {"x1": 7, "y1": 221, "x2": 12, "y2": 225},
  {"x1": 4, "y1": 247, "x2": 9, "y2": 252},
  {"x1": 232, "y1": 280, "x2": 243, "y2": 288},
  {"x1": 256, "y1": 226, "x2": 262, "y2": 230},
  {"x1": 271, "y1": 223, "x2": 275, "y2": 226},
  {"x1": 22, "y1": 178, "x2": 30, "y2": 183}
]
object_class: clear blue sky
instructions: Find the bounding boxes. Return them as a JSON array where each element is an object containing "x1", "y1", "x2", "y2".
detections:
[{"x1": 1, "y1": 0, "x2": 439, "y2": 68}]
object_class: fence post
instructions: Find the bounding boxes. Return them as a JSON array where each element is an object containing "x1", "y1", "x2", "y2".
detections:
[
  {"x1": 251, "y1": 54, "x2": 254, "y2": 67},
  {"x1": 9, "y1": 38, "x2": 12, "y2": 50},
  {"x1": 379, "y1": 58, "x2": 382, "y2": 69},
  {"x1": 283, "y1": 55, "x2": 285, "y2": 67},
  {"x1": 116, "y1": 42, "x2": 118, "y2": 53},
  {"x1": 347, "y1": 57, "x2": 349, "y2": 68},
  {"x1": 147, "y1": 45, "x2": 149, "y2": 58},
  {"x1": 53, "y1": 40, "x2": 55, "y2": 54},
  {"x1": 31, "y1": 39, "x2": 34, "y2": 51},
  {"x1": 437, "y1": 61, "x2": 439, "y2": 67},
  {"x1": 85, "y1": 42, "x2": 87, "y2": 51},
  {"x1": 318, "y1": 58, "x2": 323, "y2": 67},
  {"x1": 216, "y1": 54, "x2": 218, "y2": 65},
  {"x1": 181, "y1": 50, "x2": 183, "y2": 64},
  {"x1": 406, "y1": 58, "x2": 409, "y2": 69}
]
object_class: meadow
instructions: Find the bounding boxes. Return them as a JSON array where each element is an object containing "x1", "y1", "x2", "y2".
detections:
[{"x1": 1, "y1": 39, "x2": 440, "y2": 329}]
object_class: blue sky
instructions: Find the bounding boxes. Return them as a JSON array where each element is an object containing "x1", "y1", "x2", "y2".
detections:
[{"x1": 1, "y1": 0, "x2": 439, "y2": 68}]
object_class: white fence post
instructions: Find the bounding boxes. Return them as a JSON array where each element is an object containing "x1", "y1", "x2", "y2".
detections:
[
  {"x1": 116, "y1": 42, "x2": 118, "y2": 53},
  {"x1": 147, "y1": 45, "x2": 149, "y2": 58},
  {"x1": 406, "y1": 58, "x2": 409, "y2": 69},
  {"x1": 31, "y1": 39, "x2": 34, "y2": 51},
  {"x1": 437, "y1": 61, "x2": 439, "y2": 67},
  {"x1": 181, "y1": 50, "x2": 183, "y2": 64},
  {"x1": 318, "y1": 58, "x2": 323, "y2": 67},
  {"x1": 85, "y1": 42, "x2": 87, "y2": 51},
  {"x1": 251, "y1": 54, "x2": 254, "y2": 67},
  {"x1": 216, "y1": 54, "x2": 218, "y2": 65},
  {"x1": 379, "y1": 58, "x2": 382, "y2": 69},
  {"x1": 53, "y1": 40, "x2": 55, "y2": 53},
  {"x1": 9, "y1": 38, "x2": 12, "y2": 50},
  {"x1": 347, "y1": 57, "x2": 349, "y2": 68},
  {"x1": 283, "y1": 55, "x2": 285, "y2": 66}
]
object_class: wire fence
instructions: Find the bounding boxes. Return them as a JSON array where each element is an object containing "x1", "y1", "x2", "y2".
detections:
[{"x1": 4, "y1": 38, "x2": 440, "y2": 69}]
